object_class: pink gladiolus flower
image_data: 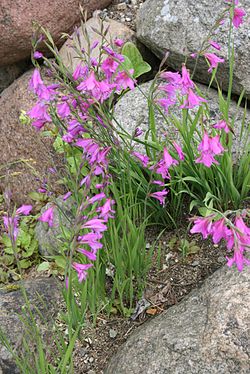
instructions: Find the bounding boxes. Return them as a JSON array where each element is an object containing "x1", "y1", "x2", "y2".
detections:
[
  {"x1": 78, "y1": 232, "x2": 103, "y2": 251},
  {"x1": 16, "y1": 205, "x2": 33, "y2": 216},
  {"x1": 150, "y1": 189, "x2": 169, "y2": 206},
  {"x1": 115, "y1": 70, "x2": 135, "y2": 91},
  {"x1": 98, "y1": 198, "x2": 115, "y2": 221},
  {"x1": 134, "y1": 127, "x2": 143, "y2": 137},
  {"x1": 173, "y1": 142, "x2": 184, "y2": 161},
  {"x1": 72, "y1": 64, "x2": 88, "y2": 80},
  {"x1": 213, "y1": 120, "x2": 230, "y2": 133},
  {"x1": 77, "y1": 248, "x2": 97, "y2": 261},
  {"x1": 226, "y1": 250, "x2": 250, "y2": 272},
  {"x1": 208, "y1": 40, "x2": 221, "y2": 51},
  {"x1": 195, "y1": 152, "x2": 219, "y2": 167},
  {"x1": 88, "y1": 192, "x2": 106, "y2": 204},
  {"x1": 34, "y1": 51, "x2": 43, "y2": 59},
  {"x1": 82, "y1": 218, "x2": 107, "y2": 232},
  {"x1": 196, "y1": 132, "x2": 224, "y2": 167},
  {"x1": 204, "y1": 53, "x2": 225, "y2": 73},
  {"x1": 190, "y1": 216, "x2": 213, "y2": 239},
  {"x1": 72, "y1": 262, "x2": 93, "y2": 283},
  {"x1": 161, "y1": 71, "x2": 182, "y2": 86},
  {"x1": 181, "y1": 65, "x2": 194, "y2": 93},
  {"x1": 132, "y1": 152, "x2": 150, "y2": 167},
  {"x1": 233, "y1": 8, "x2": 246, "y2": 28},
  {"x1": 63, "y1": 192, "x2": 72, "y2": 201},
  {"x1": 211, "y1": 218, "x2": 230, "y2": 244},
  {"x1": 101, "y1": 57, "x2": 119, "y2": 79},
  {"x1": 57, "y1": 102, "x2": 71, "y2": 118},
  {"x1": 152, "y1": 180, "x2": 165, "y2": 186},
  {"x1": 157, "y1": 97, "x2": 176, "y2": 113},
  {"x1": 181, "y1": 89, "x2": 207, "y2": 109},
  {"x1": 114, "y1": 38, "x2": 124, "y2": 47},
  {"x1": 29, "y1": 69, "x2": 52, "y2": 100},
  {"x1": 38, "y1": 206, "x2": 55, "y2": 227}
]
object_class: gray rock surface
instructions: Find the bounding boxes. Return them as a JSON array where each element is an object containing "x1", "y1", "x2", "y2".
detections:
[
  {"x1": 106, "y1": 265, "x2": 250, "y2": 374},
  {"x1": 114, "y1": 80, "x2": 250, "y2": 154},
  {"x1": 35, "y1": 197, "x2": 76, "y2": 256},
  {"x1": 0, "y1": 278, "x2": 61, "y2": 373},
  {"x1": 137, "y1": 0, "x2": 250, "y2": 97},
  {"x1": 0, "y1": 61, "x2": 30, "y2": 93}
]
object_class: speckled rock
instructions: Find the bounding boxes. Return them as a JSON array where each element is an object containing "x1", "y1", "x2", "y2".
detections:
[
  {"x1": 0, "y1": 0, "x2": 112, "y2": 66},
  {"x1": 114, "y1": 80, "x2": 250, "y2": 154},
  {"x1": 137, "y1": 0, "x2": 250, "y2": 97},
  {"x1": 60, "y1": 17, "x2": 135, "y2": 72},
  {"x1": 106, "y1": 265, "x2": 250, "y2": 374},
  {"x1": 0, "y1": 278, "x2": 61, "y2": 374},
  {"x1": 0, "y1": 69, "x2": 62, "y2": 205}
]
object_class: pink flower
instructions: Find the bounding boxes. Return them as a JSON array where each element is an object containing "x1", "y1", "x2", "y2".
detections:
[
  {"x1": 29, "y1": 69, "x2": 52, "y2": 101},
  {"x1": 173, "y1": 142, "x2": 184, "y2": 161},
  {"x1": 88, "y1": 193, "x2": 106, "y2": 204},
  {"x1": 213, "y1": 120, "x2": 230, "y2": 133},
  {"x1": 150, "y1": 189, "x2": 169, "y2": 205},
  {"x1": 63, "y1": 192, "x2": 72, "y2": 201},
  {"x1": 181, "y1": 89, "x2": 207, "y2": 109},
  {"x1": 233, "y1": 8, "x2": 246, "y2": 28},
  {"x1": 101, "y1": 57, "x2": 119, "y2": 79},
  {"x1": 34, "y1": 51, "x2": 43, "y2": 59},
  {"x1": 16, "y1": 205, "x2": 33, "y2": 216},
  {"x1": 72, "y1": 262, "x2": 93, "y2": 282},
  {"x1": 226, "y1": 250, "x2": 250, "y2": 272},
  {"x1": 132, "y1": 152, "x2": 150, "y2": 167},
  {"x1": 72, "y1": 64, "x2": 88, "y2": 80},
  {"x1": 196, "y1": 132, "x2": 224, "y2": 167},
  {"x1": 38, "y1": 206, "x2": 55, "y2": 227},
  {"x1": 78, "y1": 232, "x2": 103, "y2": 251},
  {"x1": 204, "y1": 53, "x2": 225, "y2": 73},
  {"x1": 190, "y1": 216, "x2": 213, "y2": 239},
  {"x1": 97, "y1": 199, "x2": 115, "y2": 221},
  {"x1": 161, "y1": 71, "x2": 182, "y2": 86},
  {"x1": 115, "y1": 70, "x2": 135, "y2": 91},
  {"x1": 82, "y1": 218, "x2": 107, "y2": 232},
  {"x1": 57, "y1": 102, "x2": 71, "y2": 118},
  {"x1": 211, "y1": 218, "x2": 230, "y2": 244},
  {"x1": 114, "y1": 38, "x2": 124, "y2": 47},
  {"x1": 208, "y1": 40, "x2": 221, "y2": 51},
  {"x1": 181, "y1": 65, "x2": 194, "y2": 93},
  {"x1": 77, "y1": 248, "x2": 97, "y2": 261}
]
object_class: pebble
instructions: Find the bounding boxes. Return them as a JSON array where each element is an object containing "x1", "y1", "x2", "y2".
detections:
[
  {"x1": 109, "y1": 329, "x2": 118, "y2": 338},
  {"x1": 117, "y1": 3, "x2": 127, "y2": 11}
]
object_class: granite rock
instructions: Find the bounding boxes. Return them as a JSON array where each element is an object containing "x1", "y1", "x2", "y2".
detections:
[{"x1": 106, "y1": 265, "x2": 250, "y2": 374}]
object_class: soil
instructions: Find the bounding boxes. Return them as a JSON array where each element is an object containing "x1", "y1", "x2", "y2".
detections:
[{"x1": 99, "y1": 0, "x2": 146, "y2": 31}]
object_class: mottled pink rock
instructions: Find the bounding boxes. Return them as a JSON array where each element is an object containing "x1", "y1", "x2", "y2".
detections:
[
  {"x1": 0, "y1": 0, "x2": 112, "y2": 66},
  {"x1": 0, "y1": 69, "x2": 63, "y2": 205}
]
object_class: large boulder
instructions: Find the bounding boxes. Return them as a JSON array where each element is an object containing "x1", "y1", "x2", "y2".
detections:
[
  {"x1": 60, "y1": 17, "x2": 135, "y2": 72},
  {"x1": 114, "y1": 80, "x2": 250, "y2": 154},
  {"x1": 0, "y1": 0, "x2": 112, "y2": 66},
  {"x1": 0, "y1": 278, "x2": 61, "y2": 373},
  {"x1": 106, "y1": 265, "x2": 250, "y2": 374},
  {"x1": 137, "y1": 0, "x2": 250, "y2": 97},
  {"x1": 0, "y1": 69, "x2": 62, "y2": 205}
]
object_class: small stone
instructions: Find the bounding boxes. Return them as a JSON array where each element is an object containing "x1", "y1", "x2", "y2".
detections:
[
  {"x1": 125, "y1": 17, "x2": 132, "y2": 22},
  {"x1": 191, "y1": 260, "x2": 199, "y2": 267},
  {"x1": 117, "y1": 3, "x2": 127, "y2": 11},
  {"x1": 109, "y1": 329, "x2": 118, "y2": 338},
  {"x1": 89, "y1": 357, "x2": 94, "y2": 363}
]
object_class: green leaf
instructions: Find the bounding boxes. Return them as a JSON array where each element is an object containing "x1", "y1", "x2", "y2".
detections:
[
  {"x1": 18, "y1": 229, "x2": 31, "y2": 249},
  {"x1": 55, "y1": 256, "x2": 67, "y2": 269},
  {"x1": 1, "y1": 234, "x2": 12, "y2": 248},
  {"x1": 37, "y1": 262, "x2": 50, "y2": 272},
  {"x1": 28, "y1": 191, "x2": 47, "y2": 202},
  {"x1": 122, "y1": 42, "x2": 151, "y2": 78},
  {"x1": 19, "y1": 259, "x2": 32, "y2": 269}
]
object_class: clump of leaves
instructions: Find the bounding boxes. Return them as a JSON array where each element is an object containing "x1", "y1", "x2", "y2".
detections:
[
  {"x1": 167, "y1": 235, "x2": 200, "y2": 257},
  {"x1": 0, "y1": 216, "x2": 39, "y2": 283}
]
